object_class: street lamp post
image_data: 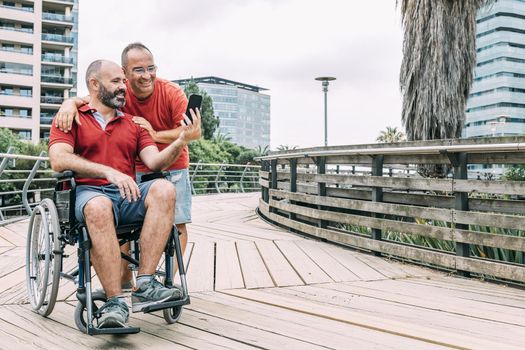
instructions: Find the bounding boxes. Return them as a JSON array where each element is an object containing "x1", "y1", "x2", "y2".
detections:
[{"x1": 315, "y1": 77, "x2": 336, "y2": 147}]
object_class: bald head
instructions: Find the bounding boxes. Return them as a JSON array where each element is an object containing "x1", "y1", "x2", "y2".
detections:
[
  {"x1": 85, "y1": 59, "x2": 122, "y2": 92},
  {"x1": 85, "y1": 59, "x2": 127, "y2": 109}
]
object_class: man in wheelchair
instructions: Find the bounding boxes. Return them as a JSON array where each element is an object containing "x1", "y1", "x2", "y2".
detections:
[{"x1": 47, "y1": 59, "x2": 201, "y2": 329}]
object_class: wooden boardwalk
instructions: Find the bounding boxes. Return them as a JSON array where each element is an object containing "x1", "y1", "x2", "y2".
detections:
[{"x1": 0, "y1": 192, "x2": 524, "y2": 349}]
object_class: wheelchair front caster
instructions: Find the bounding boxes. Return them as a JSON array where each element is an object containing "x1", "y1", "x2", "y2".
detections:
[
  {"x1": 74, "y1": 290, "x2": 107, "y2": 333},
  {"x1": 163, "y1": 305, "x2": 183, "y2": 324}
]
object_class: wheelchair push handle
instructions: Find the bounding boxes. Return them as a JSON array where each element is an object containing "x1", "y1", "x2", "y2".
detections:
[{"x1": 53, "y1": 170, "x2": 75, "y2": 180}]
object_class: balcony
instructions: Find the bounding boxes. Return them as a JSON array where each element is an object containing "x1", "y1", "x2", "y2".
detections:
[
  {"x1": 0, "y1": 4, "x2": 34, "y2": 12},
  {"x1": 0, "y1": 26, "x2": 33, "y2": 34},
  {"x1": 40, "y1": 95, "x2": 64, "y2": 104},
  {"x1": 42, "y1": 12, "x2": 73, "y2": 23},
  {"x1": 41, "y1": 33, "x2": 74, "y2": 44},
  {"x1": 0, "y1": 91, "x2": 32, "y2": 98},
  {"x1": 40, "y1": 113, "x2": 55, "y2": 124},
  {"x1": 41, "y1": 54, "x2": 74, "y2": 64},
  {"x1": 0, "y1": 68, "x2": 32, "y2": 76},
  {"x1": 0, "y1": 47, "x2": 33, "y2": 55}
]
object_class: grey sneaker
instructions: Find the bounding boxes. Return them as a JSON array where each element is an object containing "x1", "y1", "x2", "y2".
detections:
[
  {"x1": 96, "y1": 296, "x2": 129, "y2": 328},
  {"x1": 131, "y1": 277, "x2": 182, "y2": 313}
]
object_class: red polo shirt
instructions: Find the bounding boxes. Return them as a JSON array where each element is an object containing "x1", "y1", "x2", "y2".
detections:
[
  {"x1": 49, "y1": 104, "x2": 156, "y2": 186},
  {"x1": 123, "y1": 78, "x2": 189, "y2": 172}
]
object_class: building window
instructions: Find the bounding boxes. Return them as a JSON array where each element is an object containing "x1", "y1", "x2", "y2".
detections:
[
  {"x1": 0, "y1": 62, "x2": 33, "y2": 76},
  {"x1": 16, "y1": 130, "x2": 31, "y2": 141}
]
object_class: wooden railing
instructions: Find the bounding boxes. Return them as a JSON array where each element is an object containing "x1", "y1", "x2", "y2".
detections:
[{"x1": 257, "y1": 137, "x2": 525, "y2": 284}]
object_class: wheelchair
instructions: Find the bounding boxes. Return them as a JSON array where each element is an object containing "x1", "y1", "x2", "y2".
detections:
[{"x1": 25, "y1": 170, "x2": 190, "y2": 335}]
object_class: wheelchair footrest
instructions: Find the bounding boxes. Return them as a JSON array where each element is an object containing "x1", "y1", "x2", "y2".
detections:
[
  {"x1": 88, "y1": 325, "x2": 140, "y2": 335},
  {"x1": 141, "y1": 296, "x2": 190, "y2": 313}
]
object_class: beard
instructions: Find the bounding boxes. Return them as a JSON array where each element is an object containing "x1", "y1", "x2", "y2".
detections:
[{"x1": 98, "y1": 83, "x2": 126, "y2": 109}]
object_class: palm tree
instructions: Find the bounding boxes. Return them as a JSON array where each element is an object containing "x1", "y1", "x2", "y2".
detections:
[
  {"x1": 276, "y1": 145, "x2": 299, "y2": 151},
  {"x1": 255, "y1": 145, "x2": 270, "y2": 157},
  {"x1": 376, "y1": 126, "x2": 406, "y2": 143},
  {"x1": 398, "y1": 0, "x2": 492, "y2": 177},
  {"x1": 399, "y1": 0, "x2": 492, "y2": 141}
]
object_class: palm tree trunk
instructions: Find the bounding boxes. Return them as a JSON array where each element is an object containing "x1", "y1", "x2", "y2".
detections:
[{"x1": 398, "y1": 0, "x2": 492, "y2": 177}]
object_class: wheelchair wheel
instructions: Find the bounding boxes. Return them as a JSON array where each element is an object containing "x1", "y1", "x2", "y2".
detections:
[
  {"x1": 163, "y1": 305, "x2": 183, "y2": 324},
  {"x1": 26, "y1": 198, "x2": 62, "y2": 316},
  {"x1": 74, "y1": 291, "x2": 107, "y2": 333}
]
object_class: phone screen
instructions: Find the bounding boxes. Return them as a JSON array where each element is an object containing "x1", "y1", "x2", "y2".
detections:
[{"x1": 185, "y1": 94, "x2": 203, "y2": 123}]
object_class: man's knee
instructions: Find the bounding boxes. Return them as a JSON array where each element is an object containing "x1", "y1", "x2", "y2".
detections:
[
  {"x1": 146, "y1": 179, "x2": 176, "y2": 205},
  {"x1": 84, "y1": 196, "x2": 113, "y2": 223}
]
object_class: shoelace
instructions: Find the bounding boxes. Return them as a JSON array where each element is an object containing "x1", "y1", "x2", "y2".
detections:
[{"x1": 94, "y1": 298, "x2": 125, "y2": 317}]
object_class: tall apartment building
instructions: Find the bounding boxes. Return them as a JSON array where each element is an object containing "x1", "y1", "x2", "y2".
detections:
[
  {"x1": 174, "y1": 76, "x2": 271, "y2": 149},
  {"x1": 465, "y1": 0, "x2": 525, "y2": 138},
  {"x1": 0, "y1": 0, "x2": 78, "y2": 143}
]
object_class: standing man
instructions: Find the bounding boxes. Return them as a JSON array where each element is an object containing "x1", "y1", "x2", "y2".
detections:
[{"x1": 56, "y1": 43, "x2": 197, "y2": 288}]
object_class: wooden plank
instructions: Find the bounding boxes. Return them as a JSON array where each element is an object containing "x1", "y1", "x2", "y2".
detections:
[
  {"x1": 214, "y1": 241, "x2": 244, "y2": 290},
  {"x1": 0, "y1": 247, "x2": 23, "y2": 278},
  {"x1": 192, "y1": 292, "x2": 445, "y2": 350},
  {"x1": 296, "y1": 173, "x2": 453, "y2": 192},
  {"x1": 320, "y1": 244, "x2": 388, "y2": 280},
  {"x1": 338, "y1": 279, "x2": 525, "y2": 324},
  {"x1": 270, "y1": 198, "x2": 525, "y2": 252},
  {"x1": 274, "y1": 240, "x2": 332, "y2": 284},
  {"x1": 223, "y1": 288, "x2": 520, "y2": 350},
  {"x1": 236, "y1": 240, "x2": 274, "y2": 289},
  {"x1": 295, "y1": 240, "x2": 359, "y2": 282},
  {"x1": 0, "y1": 227, "x2": 26, "y2": 246},
  {"x1": 186, "y1": 241, "x2": 215, "y2": 293},
  {"x1": 454, "y1": 178, "x2": 525, "y2": 195},
  {"x1": 132, "y1": 312, "x2": 258, "y2": 350},
  {"x1": 255, "y1": 240, "x2": 304, "y2": 287}
]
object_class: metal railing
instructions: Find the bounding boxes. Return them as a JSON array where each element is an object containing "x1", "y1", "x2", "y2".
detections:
[
  {"x1": 41, "y1": 33, "x2": 74, "y2": 44},
  {"x1": 42, "y1": 12, "x2": 73, "y2": 22},
  {"x1": 0, "y1": 151, "x2": 261, "y2": 226},
  {"x1": 41, "y1": 54, "x2": 74, "y2": 64},
  {"x1": 41, "y1": 75, "x2": 73, "y2": 85},
  {"x1": 40, "y1": 95, "x2": 64, "y2": 104}
]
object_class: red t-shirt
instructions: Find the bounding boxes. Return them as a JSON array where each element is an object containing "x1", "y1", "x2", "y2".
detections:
[
  {"x1": 49, "y1": 104, "x2": 156, "y2": 186},
  {"x1": 123, "y1": 78, "x2": 189, "y2": 172}
]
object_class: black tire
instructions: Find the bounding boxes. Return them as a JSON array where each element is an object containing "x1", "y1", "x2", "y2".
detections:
[
  {"x1": 74, "y1": 291, "x2": 107, "y2": 333},
  {"x1": 25, "y1": 199, "x2": 62, "y2": 316},
  {"x1": 163, "y1": 305, "x2": 183, "y2": 324}
]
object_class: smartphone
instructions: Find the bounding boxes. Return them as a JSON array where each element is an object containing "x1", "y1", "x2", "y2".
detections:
[{"x1": 184, "y1": 94, "x2": 202, "y2": 124}]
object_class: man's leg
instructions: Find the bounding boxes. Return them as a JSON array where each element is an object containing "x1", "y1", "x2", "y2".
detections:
[
  {"x1": 138, "y1": 179, "x2": 175, "y2": 275},
  {"x1": 172, "y1": 168, "x2": 192, "y2": 272},
  {"x1": 84, "y1": 196, "x2": 121, "y2": 298}
]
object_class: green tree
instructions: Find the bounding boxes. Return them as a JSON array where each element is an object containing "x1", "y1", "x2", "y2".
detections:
[
  {"x1": 183, "y1": 80, "x2": 220, "y2": 140},
  {"x1": 376, "y1": 126, "x2": 406, "y2": 143}
]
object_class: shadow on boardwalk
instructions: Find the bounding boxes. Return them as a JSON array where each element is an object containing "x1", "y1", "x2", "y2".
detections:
[{"x1": 0, "y1": 193, "x2": 524, "y2": 349}]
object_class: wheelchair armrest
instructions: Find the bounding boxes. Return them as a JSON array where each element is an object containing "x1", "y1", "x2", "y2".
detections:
[
  {"x1": 53, "y1": 170, "x2": 75, "y2": 180},
  {"x1": 140, "y1": 171, "x2": 169, "y2": 183}
]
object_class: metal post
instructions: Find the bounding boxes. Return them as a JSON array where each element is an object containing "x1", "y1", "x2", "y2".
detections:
[
  {"x1": 317, "y1": 157, "x2": 327, "y2": 229},
  {"x1": 270, "y1": 159, "x2": 278, "y2": 213},
  {"x1": 454, "y1": 152, "x2": 470, "y2": 277},
  {"x1": 323, "y1": 83, "x2": 328, "y2": 147},
  {"x1": 261, "y1": 160, "x2": 270, "y2": 203},
  {"x1": 214, "y1": 164, "x2": 224, "y2": 194},
  {"x1": 289, "y1": 158, "x2": 297, "y2": 222},
  {"x1": 240, "y1": 163, "x2": 250, "y2": 193},
  {"x1": 190, "y1": 160, "x2": 201, "y2": 195},
  {"x1": 315, "y1": 77, "x2": 336, "y2": 147},
  {"x1": 371, "y1": 155, "x2": 384, "y2": 256},
  {"x1": 22, "y1": 151, "x2": 47, "y2": 216}
]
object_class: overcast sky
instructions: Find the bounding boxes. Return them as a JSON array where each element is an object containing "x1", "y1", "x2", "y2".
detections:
[{"x1": 78, "y1": 0, "x2": 404, "y2": 149}]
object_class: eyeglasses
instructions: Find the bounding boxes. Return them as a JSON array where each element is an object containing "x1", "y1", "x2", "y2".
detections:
[{"x1": 131, "y1": 65, "x2": 157, "y2": 76}]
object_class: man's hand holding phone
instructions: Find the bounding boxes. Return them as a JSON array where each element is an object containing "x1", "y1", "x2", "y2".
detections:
[{"x1": 180, "y1": 107, "x2": 202, "y2": 143}]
